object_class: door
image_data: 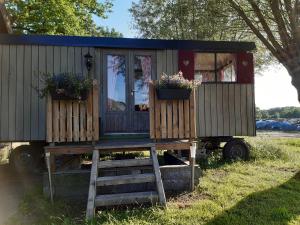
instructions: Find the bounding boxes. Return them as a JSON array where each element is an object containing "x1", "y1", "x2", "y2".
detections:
[{"x1": 103, "y1": 50, "x2": 155, "y2": 134}]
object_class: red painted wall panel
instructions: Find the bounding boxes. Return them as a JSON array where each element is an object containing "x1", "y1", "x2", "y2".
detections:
[
  {"x1": 178, "y1": 50, "x2": 195, "y2": 80},
  {"x1": 237, "y1": 52, "x2": 254, "y2": 84}
]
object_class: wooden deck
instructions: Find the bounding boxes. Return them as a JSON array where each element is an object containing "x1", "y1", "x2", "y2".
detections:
[{"x1": 44, "y1": 139, "x2": 192, "y2": 155}]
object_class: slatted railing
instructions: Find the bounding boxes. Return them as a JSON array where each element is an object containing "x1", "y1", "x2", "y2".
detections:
[
  {"x1": 46, "y1": 80, "x2": 99, "y2": 143},
  {"x1": 149, "y1": 82, "x2": 196, "y2": 140}
]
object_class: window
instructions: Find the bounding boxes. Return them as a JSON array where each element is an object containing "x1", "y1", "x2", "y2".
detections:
[
  {"x1": 194, "y1": 53, "x2": 215, "y2": 82},
  {"x1": 194, "y1": 53, "x2": 237, "y2": 83},
  {"x1": 217, "y1": 53, "x2": 237, "y2": 82}
]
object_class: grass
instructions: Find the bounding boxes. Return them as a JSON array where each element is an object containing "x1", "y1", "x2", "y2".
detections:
[{"x1": 5, "y1": 137, "x2": 300, "y2": 225}]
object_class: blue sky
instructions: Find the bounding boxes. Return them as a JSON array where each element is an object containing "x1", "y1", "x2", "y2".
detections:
[
  {"x1": 94, "y1": 0, "x2": 137, "y2": 37},
  {"x1": 95, "y1": 0, "x2": 300, "y2": 109}
]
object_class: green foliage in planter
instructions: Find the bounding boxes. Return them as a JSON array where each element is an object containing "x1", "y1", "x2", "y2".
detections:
[
  {"x1": 39, "y1": 72, "x2": 93, "y2": 100},
  {"x1": 155, "y1": 71, "x2": 201, "y2": 90}
]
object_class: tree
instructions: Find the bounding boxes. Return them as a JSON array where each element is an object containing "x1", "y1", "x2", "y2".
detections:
[
  {"x1": 227, "y1": 0, "x2": 300, "y2": 102},
  {"x1": 130, "y1": 0, "x2": 273, "y2": 70},
  {"x1": 5, "y1": 0, "x2": 122, "y2": 37}
]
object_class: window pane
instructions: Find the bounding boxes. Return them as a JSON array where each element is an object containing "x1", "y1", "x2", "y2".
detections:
[
  {"x1": 216, "y1": 53, "x2": 237, "y2": 82},
  {"x1": 107, "y1": 55, "x2": 126, "y2": 111},
  {"x1": 194, "y1": 53, "x2": 215, "y2": 82},
  {"x1": 134, "y1": 55, "x2": 151, "y2": 111}
]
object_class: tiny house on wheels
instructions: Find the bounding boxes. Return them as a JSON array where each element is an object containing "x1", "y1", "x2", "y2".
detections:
[{"x1": 0, "y1": 34, "x2": 256, "y2": 217}]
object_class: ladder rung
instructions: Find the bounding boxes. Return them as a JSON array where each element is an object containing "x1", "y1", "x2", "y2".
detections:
[
  {"x1": 98, "y1": 158, "x2": 153, "y2": 168},
  {"x1": 96, "y1": 173, "x2": 155, "y2": 186},
  {"x1": 95, "y1": 191, "x2": 158, "y2": 207}
]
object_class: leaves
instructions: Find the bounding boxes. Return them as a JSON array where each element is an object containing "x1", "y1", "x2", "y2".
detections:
[{"x1": 5, "y1": 0, "x2": 122, "y2": 37}]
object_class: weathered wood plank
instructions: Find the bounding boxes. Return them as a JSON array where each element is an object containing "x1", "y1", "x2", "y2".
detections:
[
  {"x1": 98, "y1": 158, "x2": 153, "y2": 168},
  {"x1": 87, "y1": 90, "x2": 93, "y2": 141},
  {"x1": 197, "y1": 86, "x2": 205, "y2": 137},
  {"x1": 92, "y1": 80, "x2": 99, "y2": 141},
  {"x1": 0, "y1": 45, "x2": 9, "y2": 140},
  {"x1": 167, "y1": 100, "x2": 173, "y2": 138},
  {"x1": 216, "y1": 84, "x2": 224, "y2": 136},
  {"x1": 96, "y1": 173, "x2": 155, "y2": 186},
  {"x1": 151, "y1": 146, "x2": 166, "y2": 205},
  {"x1": 59, "y1": 101, "x2": 66, "y2": 142},
  {"x1": 86, "y1": 149, "x2": 99, "y2": 219},
  {"x1": 31, "y1": 45, "x2": 39, "y2": 140},
  {"x1": 241, "y1": 84, "x2": 248, "y2": 136},
  {"x1": 223, "y1": 84, "x2": 230, "y2": 136},
  {"x1": 246, "y1": 84, "x2": 255, "y2": 136},
  {"x1": 178, "y1": 100, "x2": 184, "y2": 139},
  {"x1": 166, "y1": 50, "x2": 173, "y2": 74},
  {"x1": 0, "y1": 45, "x2": 2, "y2": 140},
  {"x1": 80, "y1": 102, "x2": 86, "y2": 141},
  {"x1": 53, "y1": 101, "x2": 59, "y2": 142},
  {"x1": 172, "y1": 50, "x2": 178, "y2": 73},
  {"x1": 46, "y1": 96, "x2": 52, "y2": 142},
  {"x1": 67, "y1": 47, "x2": 75, "y2": 73},
  {"x1": 190, "y1": 89, "x2": 196, "y2": 138},
  {"x1": 60, "y1": 46, "x2": 68, "y2": 73},
  {"x1": 74, "y1": 47, "x2": 82, "y2": 74},
  {"x1": 204, "y1": 85, "x2": 211, "y2": 136},
  {"x1": 53, "y1": 46, "x2": 61, "y2": 73},
  {"x1": 8, "y1": 45, "x2": 17, "y2": 140},
  {"x1": 210, "y1": 84, "x2": 218, "y2": 136},
  {"x1": 184, "y1": 99, "x2": 190, "y2": 138},
  {"x1": 234, "y1": 84, "x2": 242, "y2": 135},
  {"x1": 160, "y1": 100, "x2": 167, "y2": 139},
  {"x1": 23, "y1": 46, "x2": 32, "y2": 140},
  {"x1": 16, "y1": 45, "x2": 24, "y2": 140},
  {"x1": 73, "y1": 101, "x2": 79, "y2": 142},
  {"x1": 172, "y1": 101, "x2": 178, "y2": 138},
  {"x1": 154, "y1": 88, "x2": 161, "y2": 139},
  {"x1": 66, "y1": 102, "x2": 73, "y2": 142},
  {"x1": 38, "y1": 46, "x2": 46, "y2": 140},
  {"x1": 228, "y1": 84, "x2": 236, "y2": 136},
  {"x1": 95, "y1": 192, "x2": 158, "y2": 207}
]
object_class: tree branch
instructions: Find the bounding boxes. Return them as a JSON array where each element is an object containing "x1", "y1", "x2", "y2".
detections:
[
  {"x1": 268, "y1": 0, "x2": 291, "y2": 46},
  {"x1": 247, "y1": 0, "x2": 283, "y2": 52},
  {"x1": 228, "y1": 0, "x2": 282, "y2": 61}
]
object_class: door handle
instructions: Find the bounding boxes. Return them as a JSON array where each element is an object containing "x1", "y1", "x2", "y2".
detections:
[{"x1": 131, "y1": 89, "x2": 136, "y2": 96}]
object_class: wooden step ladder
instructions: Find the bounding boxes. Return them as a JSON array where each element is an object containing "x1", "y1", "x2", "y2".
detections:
[{"x1": 86, "y1": 145, "x2": 166, "y2": 219}]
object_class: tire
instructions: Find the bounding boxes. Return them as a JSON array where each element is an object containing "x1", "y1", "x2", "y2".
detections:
[
  {"x1": 223, "y1": 139, "x2": 249, "y2": 161},
  {"x1": 10, "y1": 145, "x2": 42, "y2": 174}
]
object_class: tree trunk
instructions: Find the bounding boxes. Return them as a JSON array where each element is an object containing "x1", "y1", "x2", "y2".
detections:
[{"x1": 284, "y1": 63, "x2": 300, "y2": 102}]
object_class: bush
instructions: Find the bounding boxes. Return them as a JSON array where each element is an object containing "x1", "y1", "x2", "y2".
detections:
[{"x1": 246, "y1": 137, "x2": 286, "y2": 160}]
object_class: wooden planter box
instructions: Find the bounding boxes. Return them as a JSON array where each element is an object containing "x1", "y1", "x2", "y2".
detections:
[
  {"x1": 46, "y1": 80, "x2": 99, "y2": 143},
  {"x1": 156, "y1": 88, "x2": 191, "y2": 100},
  {"x1": 149, "y1": 82, "x2": 196, "y2": 140},
  {"x1": 50, "y1": 90, "x2": 89, "y2": 101}
]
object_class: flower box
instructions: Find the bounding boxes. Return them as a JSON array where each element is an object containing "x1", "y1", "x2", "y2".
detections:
[
  {"x1": 50, "y1": 89, "x2": 88, "y2": 101},
  {"x1": 156, "y1": 88, "x2": 191, "y2": 100}
]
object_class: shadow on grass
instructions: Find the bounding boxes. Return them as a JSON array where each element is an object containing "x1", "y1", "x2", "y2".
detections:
[{"x1": 206, "y1": 172, "x2": 300, "y2": 225}]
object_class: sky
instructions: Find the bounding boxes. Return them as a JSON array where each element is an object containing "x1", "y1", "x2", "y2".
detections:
[{"x1": 95, "y1": 0, "x2": 300, "y2": 110}]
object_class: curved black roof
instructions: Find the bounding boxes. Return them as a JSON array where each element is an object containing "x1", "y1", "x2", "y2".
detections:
[{"x1": 0, "y1": 34, "x2": 256, "y2": 52}]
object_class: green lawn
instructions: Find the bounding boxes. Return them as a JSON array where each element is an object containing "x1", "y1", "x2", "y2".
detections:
[{"x1": 6, "y1": 137, "x2": 300, "y2": 225}]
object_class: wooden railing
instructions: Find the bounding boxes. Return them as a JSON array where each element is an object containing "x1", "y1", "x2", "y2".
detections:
[
  {"x1": 149, "y1": 82, "x2": 196, "y2": 140},
  {"x1": 46, "y1": 80, "x2": 99, "y2": 143}
]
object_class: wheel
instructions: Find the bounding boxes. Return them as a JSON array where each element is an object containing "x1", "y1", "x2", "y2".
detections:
[
  {"x1": 223, "y1": 139, "x2": 249, "y2": 161},
  {"x1": 10, "y1": 144, "x2": 43, "y2": 173}
]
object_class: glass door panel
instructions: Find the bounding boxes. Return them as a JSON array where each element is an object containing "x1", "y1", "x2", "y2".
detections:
[
  {"x1": 107, "y1": 55, "x2": 126, "y2": 111},
  {"x1": 134, "y1": 55, "x2": 152, "y2": 112}
]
